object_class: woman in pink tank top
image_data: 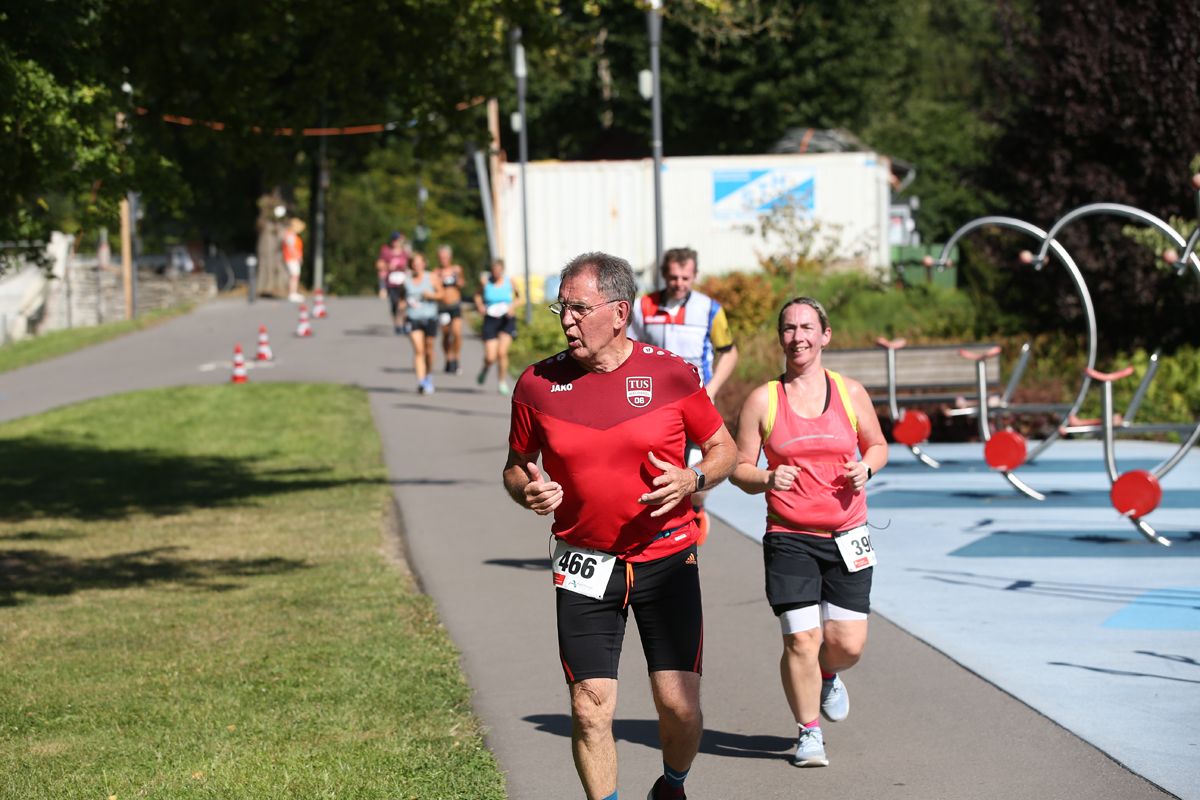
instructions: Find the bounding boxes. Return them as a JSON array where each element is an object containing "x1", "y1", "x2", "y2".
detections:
[{"x1": 730, "y1": 297, "x2": 888, "y2": 768}]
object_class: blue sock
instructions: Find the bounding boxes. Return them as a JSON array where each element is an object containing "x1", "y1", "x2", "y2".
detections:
[
  {"x1": 663, "y1": 760, "x2": 690, "y2": 789},
  {"x1": 598, "y1": 792, "x2": 617, "y2": 800}
]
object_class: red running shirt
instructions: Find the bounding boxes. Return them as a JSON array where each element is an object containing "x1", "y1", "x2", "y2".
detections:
[
  {"x1": 763, "y1": 372, "x2": 867, "y2": 536},
  {"x1": 509, "y1": 345, "x2": 724, "y2": 562}
]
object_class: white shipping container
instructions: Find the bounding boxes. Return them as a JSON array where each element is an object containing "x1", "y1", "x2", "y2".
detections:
[{"x1": 498, "y1": 152, "x2": 892, "y2": 289}]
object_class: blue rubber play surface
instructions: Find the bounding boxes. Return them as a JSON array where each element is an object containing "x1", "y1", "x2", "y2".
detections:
[{"x1": 708, "y1": 440, "x2": 1200, "y2": 799}]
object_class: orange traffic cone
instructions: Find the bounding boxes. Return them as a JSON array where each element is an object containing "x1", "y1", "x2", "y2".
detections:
[
  {"x1": 296, "y1": 304, "x2": 312, "y2": 337},
  {"x1": 231, "y1": 344, "x2": 248, "y2": 383},
  {"x1": 313, "y1": 287, "x2": 326, "y2": 319},
  {"x1": 256, "y1": 325, "x2": 273, "y2": 361}
]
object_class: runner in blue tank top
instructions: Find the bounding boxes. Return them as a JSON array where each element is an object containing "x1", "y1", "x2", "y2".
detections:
[{"x1": 474, "y1": 259, "x2": 522, "y2": 395}]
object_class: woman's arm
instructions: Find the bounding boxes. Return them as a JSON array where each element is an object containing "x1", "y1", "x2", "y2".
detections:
[
  {"x1": 729, "y1": 384, "x2": 799, "y2": 494},
  {"x1": 842, "y1": 378, "x2": 888, "y2": 492}
]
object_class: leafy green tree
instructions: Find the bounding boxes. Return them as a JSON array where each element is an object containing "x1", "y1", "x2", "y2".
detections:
[
  {"x1": 0, "y1": 1, "x2": 125, "y2": 246},
  {"x1": 980, "y1": 0, "x2": 1200, "y2": 352}
]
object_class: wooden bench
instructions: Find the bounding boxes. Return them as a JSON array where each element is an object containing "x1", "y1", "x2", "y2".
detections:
[{"x1": 821, "y1": 343, "x2": 1002, "y2": 405}]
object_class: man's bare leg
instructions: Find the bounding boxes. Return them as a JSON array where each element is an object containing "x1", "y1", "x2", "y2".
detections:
[
  {"x1": 571, "y1": 678, "x2": 619, "y2": 800},
  {"x1": 650, "y1": 670, "x2": 702, "y2": 778}
]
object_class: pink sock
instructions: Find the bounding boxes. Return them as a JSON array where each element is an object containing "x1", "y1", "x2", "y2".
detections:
[
  {"x1": 801, "y1": 718, "x2": 820, "y2": 729},
  {"x1": 820, "y1": 670, "x2": 835, "y2": 681}
]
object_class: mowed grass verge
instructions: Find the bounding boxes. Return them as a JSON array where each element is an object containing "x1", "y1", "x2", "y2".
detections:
[
  {"x1": 0, "y1": 304, "x2": 193, "y2": 375},
  {"x1": 0, "y1": 383, "x2": 504, "y2": 799}
]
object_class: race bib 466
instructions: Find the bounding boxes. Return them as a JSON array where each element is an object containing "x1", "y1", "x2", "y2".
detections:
[{"x1": 551, "y1": 540, "x2": 617, "y2": 600}]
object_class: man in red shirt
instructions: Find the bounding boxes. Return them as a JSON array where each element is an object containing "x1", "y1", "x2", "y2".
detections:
[{"x1": 504, "y1": 252, "x2": 736, "y2": 800}]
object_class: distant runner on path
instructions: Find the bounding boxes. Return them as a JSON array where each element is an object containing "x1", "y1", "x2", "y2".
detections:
[
  {"x1": 404, "y1": 252, "x2": 443, "y2": 395},
  {"x1": 730, "y1": 297, "x2": 887, "y2": 768},
  {"x1": 475, "y1": 259, "x2": 521, "y2": 396},
  {"x1": 629, "y1": 248, "x2": 737, "y2": 545},
  {"x1": 376, "y1": 232, "x2": 410, "y2": 334},
  {"x1": 435, "y1": 244, "x2": 465, "y2": 375},
  {"x1": 502, "y1": 252, "x2": 736, "y2": 800}
]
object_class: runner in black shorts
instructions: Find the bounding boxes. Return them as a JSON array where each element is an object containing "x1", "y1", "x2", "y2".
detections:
[
  {"x1": 731, "y1": 297, "x2": 887, "y2": 768},
  {"x1": 504, "y1": 253, "x2": 736, "y2": 800},
  {"x1": 556, "y1": 544, "x2": 704, "y2": 682}
]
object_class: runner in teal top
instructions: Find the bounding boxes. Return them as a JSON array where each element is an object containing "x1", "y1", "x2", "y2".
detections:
[{"x1": 405, "y1": 253, "x2": 443, "y2": 394}]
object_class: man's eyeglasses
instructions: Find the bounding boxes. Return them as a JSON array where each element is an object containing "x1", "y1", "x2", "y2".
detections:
[{"x1": 548, "y1": 299, "x2": 620, "y2": 318}]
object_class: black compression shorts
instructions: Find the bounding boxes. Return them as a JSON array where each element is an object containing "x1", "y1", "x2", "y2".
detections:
[
  {"x1": 763, "y1": 531, "x2": 872, "y2": 617},
  {"x1": 556, "y1": 544, "x2": 703, "y2": 683},
  {"x1": 438, "y1": 302, "x2": 462, "y2": 321}
]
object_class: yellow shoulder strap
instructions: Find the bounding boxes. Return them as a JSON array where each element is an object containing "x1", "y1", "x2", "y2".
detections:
[
  {"x1": 764, "y1": 380, "x2": 780, "y2": 442},
  {"x1": 827, "y1": 370, "x2": 858, "y2": 433}
]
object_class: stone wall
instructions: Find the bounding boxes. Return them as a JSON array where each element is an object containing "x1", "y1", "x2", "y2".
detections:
[{"x1": 38, "y1": 256, "x2": 216, "y2": 333}]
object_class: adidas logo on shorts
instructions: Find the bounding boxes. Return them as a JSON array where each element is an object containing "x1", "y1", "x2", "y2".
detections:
[{"x1": 686, "y1": 553, "x2": 697, "y2": 565}]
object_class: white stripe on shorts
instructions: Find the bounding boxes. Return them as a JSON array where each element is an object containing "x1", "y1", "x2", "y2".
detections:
[{"x1": 779, "y1": 601, "x2": 868, "y2": 635}]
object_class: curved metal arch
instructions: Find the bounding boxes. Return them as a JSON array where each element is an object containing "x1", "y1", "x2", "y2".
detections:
[
  {"x1": 1032, "y1": 203, "x2": 1200, "y2": 282},
  {"x1": 1029, "y1": 204, "x2": 1200, "y2": 482},
  {"x1": 936, "y1": 216, "x2": 1099, "y2": 463}
]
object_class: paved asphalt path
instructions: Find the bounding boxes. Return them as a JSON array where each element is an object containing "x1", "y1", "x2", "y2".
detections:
[{"x1": 0, "y1": 298, "x2": 1173, "y2": 799}]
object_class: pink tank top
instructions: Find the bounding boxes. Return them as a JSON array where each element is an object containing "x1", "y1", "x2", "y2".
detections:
[{"x1": 763, "y1": 370, "x2": 867, "y2": 536}]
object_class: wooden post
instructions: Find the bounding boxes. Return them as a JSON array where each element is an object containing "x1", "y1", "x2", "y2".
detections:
[
  {"x1": 120, "y1": 198, "x2": 133, "y2": 319},
  {"x1": 487, "y1": 98, "x2": 505, "y2": 262}
]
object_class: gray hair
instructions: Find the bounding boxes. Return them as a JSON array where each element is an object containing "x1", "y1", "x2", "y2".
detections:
[
  {"x1": 437, "y1": 244, "x2": 452, "y2": 254},
  {"x1": 560, "y1": 252, "x2": 637, "y2": 307},
  {"x1": 777, "y1": 297, "x2": 830, "y2": 334}
]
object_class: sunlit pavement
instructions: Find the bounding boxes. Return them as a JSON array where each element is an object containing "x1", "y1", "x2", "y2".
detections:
[
  {"x1": 1, "y1": 297, "x2": 1183, "y2": 799},
  {"x1": 709, "y1": 441, "x2": 1200, "y2": 799}
]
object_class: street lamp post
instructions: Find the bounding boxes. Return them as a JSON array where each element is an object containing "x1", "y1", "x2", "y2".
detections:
[
  {"x1": 513, "y1": 28, "x2": 532, "y2": 325},
  {"x1": 646, "y1": 0, "x2": 664, "y2": 289}
]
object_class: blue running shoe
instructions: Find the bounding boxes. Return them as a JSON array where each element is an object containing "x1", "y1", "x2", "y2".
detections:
[
  {"x1": 821, "y1": 674, "x2": 849, "y2": 722},
  {"x1": 794, "y1": 726, "x2": 828, "y2": 767}
]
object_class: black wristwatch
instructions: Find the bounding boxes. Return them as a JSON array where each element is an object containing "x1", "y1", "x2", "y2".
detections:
[
  {"x1": 865, "y1": 465, "x2": 873, "y2": 481},
  {"x1": 689, "y1": 466, "x2": 706, "y2": 492}
]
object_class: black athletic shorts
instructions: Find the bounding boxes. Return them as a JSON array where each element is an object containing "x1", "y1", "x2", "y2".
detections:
[
  {"x1": 386, "y1": 286, "x2": 406, "y2": 315},
  {"x1": 405, "y1": 318, "x2": 437, "y2": 337},
  {"x1": 556, "y1": 544, "x2": 703, "y2": 683},
  {"x1": 763, "y1": 531, "x2": 872, "y2": 617},
  {"x1": 437, "y1": 302, "x2": 462, "y2": 321},
  {"x1": 482, "y1": 315, "x2": 518, "y2": 341}
]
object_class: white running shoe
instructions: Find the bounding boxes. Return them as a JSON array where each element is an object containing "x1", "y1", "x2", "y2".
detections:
[
  {"x1": 794, "y1": 726, "x2": 828, "y2": 767},
  {"x1": 820, "y1": 675, "x2": 849, "y2": 722}
]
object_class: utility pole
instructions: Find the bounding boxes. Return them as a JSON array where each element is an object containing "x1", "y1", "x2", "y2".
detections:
[
  {"x1": 647, "y1": 0, "x2": 665, "y2": 289},
  {"x1": 513, "y1": 28, "x2": 532, "y2": 325},
  {"x1": 313, "y1": 98, "x2": 329, "y2": 293}
]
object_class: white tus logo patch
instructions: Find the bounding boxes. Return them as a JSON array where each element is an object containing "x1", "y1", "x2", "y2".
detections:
[
  {"x1": 626, "y1": 377, "x2": 652, "y2": 407},
  {"x1": 550, "y1": 383, "x2": 573, "y2": 393}
]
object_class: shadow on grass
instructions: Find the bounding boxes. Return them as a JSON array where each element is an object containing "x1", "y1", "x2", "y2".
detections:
[
  {"x1": 0, "y1": 545, "x2": 308, "y2": 605},
  {"x1": 0, "y1": 436, "x2": 381, "y2": 522}
]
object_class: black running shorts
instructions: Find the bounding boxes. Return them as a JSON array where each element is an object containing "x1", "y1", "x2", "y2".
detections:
[
  {"x1": 405, "y1": 318, "x2": 437, "y2": 337},
  {"x1": 762, "y1": 531, "x2": 872, "y2": 617},
  {"x1": 482, "y1": 315, "x2": 518, "y2": 341},
  {"x1": 556, "y1": 544, "x2": 703, "y2": 683}
]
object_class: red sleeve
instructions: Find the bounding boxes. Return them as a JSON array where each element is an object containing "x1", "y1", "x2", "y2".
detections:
[
  {"x1": 679, "y1": 388, "x2": 723, "y2": 444},
  {"x1": 508, "y1": 400, "x2": 541, "y2": 455}
]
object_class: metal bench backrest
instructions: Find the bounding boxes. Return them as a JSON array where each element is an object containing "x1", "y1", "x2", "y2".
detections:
[{"x1": 821, "y1": 344, "x2": 1002, "y2": 393}]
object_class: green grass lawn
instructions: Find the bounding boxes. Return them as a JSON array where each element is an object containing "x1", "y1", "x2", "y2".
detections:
[
  {"x1": 0, "y1": 384, "x2": 505, "y2": 799},
  {"x1": 0, "y1": 305, "x2": 193, "y2": 375}
]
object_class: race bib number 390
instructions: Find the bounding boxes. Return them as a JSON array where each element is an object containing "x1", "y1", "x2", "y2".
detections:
[
  {"x1": 551, "y1": 540, "x2": 617, "y2": 600},
  {"x1": 835, "y1": 525, "x2": 877, "y2": 573}
]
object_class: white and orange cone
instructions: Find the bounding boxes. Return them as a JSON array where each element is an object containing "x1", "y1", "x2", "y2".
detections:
[
  {"x1": 296, "y1": 304, "x2": 312, "y2": 337},
  {"x1": 231, "y1": 344, "x2": 248, "y2": 383},
  {"x1": 313, "y1": 287, "x2": 326, "y2": 319},
  {"x1": 256, "y1": 325, "x2": 273, "y2": 361}
]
